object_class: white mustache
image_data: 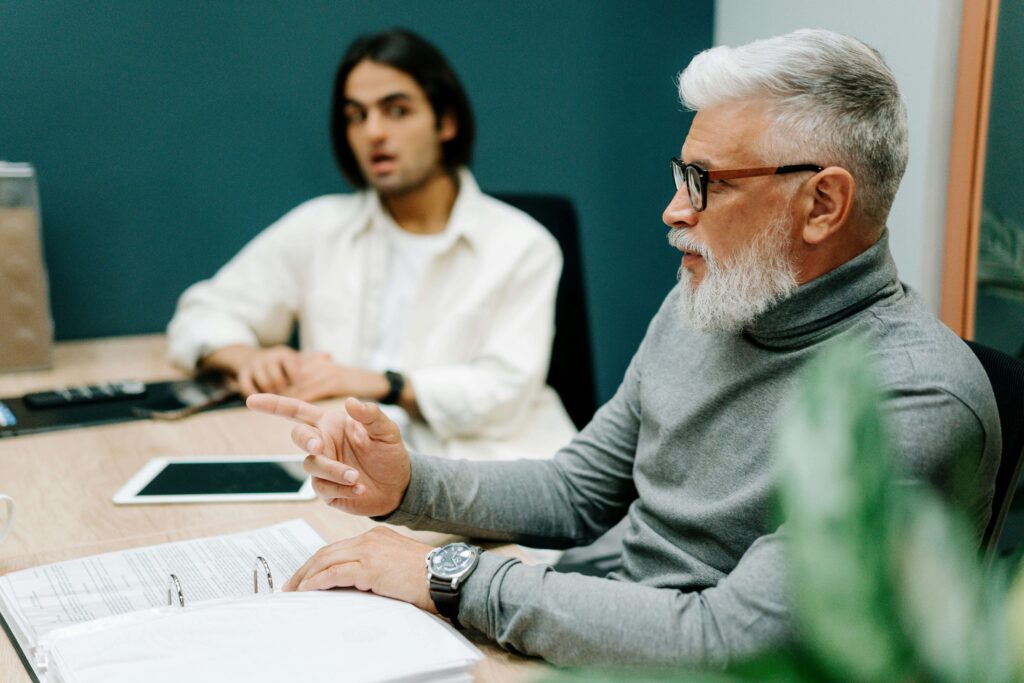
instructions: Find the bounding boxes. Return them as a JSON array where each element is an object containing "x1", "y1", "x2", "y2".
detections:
[{"x1": 667, "y1": 229, "x2": 712, "y2": 260}]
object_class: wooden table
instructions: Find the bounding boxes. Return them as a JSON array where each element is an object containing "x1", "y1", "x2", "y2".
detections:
[{"x1": 0, "y1": 335, "x2": 544, "y2": 682}]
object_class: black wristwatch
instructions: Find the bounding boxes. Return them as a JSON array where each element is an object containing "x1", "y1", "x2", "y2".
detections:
[
  {"x1": 381, "y1": 369, "x2": 404, "y2": 405},
  {"x1": 426, "y1": 542, "x2": 481, "y2": 628}
]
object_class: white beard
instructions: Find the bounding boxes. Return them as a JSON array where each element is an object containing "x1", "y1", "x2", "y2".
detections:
[{"x1": 668, "y1": 215, "x2": 799, "y2": 333}]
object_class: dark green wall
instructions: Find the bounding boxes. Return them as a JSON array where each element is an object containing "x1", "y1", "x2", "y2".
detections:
[
  {"x1": 976, "y1": 0, "x2": 1024, "y2": 356},
  {"x1": 983, "y1": 0, "x2": 1024, "y2": 224},
  {"x1": 0, "y1": 1, "x2": 713, "y2": 402}
]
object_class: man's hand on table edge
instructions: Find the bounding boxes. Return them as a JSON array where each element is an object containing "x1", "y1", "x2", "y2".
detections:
[{"x1": 283, "y1": 526, "x2": 438, "y2": 613}]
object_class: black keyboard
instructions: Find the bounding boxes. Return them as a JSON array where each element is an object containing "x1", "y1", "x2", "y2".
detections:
[{"x1": 23, "y1": 380, "x2": 147, "y2": 409}]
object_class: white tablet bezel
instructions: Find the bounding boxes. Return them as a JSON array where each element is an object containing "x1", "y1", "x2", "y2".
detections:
[{"x1": 113, "y1": 455, "x2": 315, "y2": 505}]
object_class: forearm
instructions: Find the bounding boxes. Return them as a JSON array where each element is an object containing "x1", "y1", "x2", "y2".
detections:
[
  {"x1": 458, "y1": 535, "x2": 791, "y2": 666},
  {"x1": 328, "y1": 367, "x2": 421, "y2": 417},
  {"x1": 395, "y1": 376, "x2": 421, "y2": 420},
  {"x1": 167, "y1": 303, "x2": 265, "y2": 370},
  {"x1": 356, "y1": 370, "x2": 421, "y2": 418},
  {"x1": 386, "y1": 377, "x2": 642, "y2": 542},
  {"x1": 198, "y1": 344, "x2": 256, "y2": 375},
  {"x1": 384, "y1": 453, "x2": 603, "y2": 547}
]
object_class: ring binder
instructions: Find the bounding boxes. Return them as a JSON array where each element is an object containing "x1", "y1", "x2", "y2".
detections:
[
  {"x1": 254, "y1": 555, "x2": 274, "y2": 594},
  {"x1": 165, "y1": 556, "x2": 276, "y2": 609},
  {"x1": 1, "y1": 520, "x2": 483, "y2": 683},
  {"x1": 167, "y1": 574, "x2": 184, "y2": 607}
]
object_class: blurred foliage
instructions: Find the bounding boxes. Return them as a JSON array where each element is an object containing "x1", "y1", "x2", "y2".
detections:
[
  {"x1": 979, "y1": 207, "x2": 1024, "y2": 304},
  {"x1": 546, "y1": 337, "x2": 1022, "y2": 683}
]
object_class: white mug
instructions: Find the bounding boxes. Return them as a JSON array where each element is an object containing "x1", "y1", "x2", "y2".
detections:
[{"x1": 0, "y1": 494, "x2": 14, "y2": 544}]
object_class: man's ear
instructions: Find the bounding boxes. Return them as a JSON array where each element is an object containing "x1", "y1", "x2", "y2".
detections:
[
  {"x1": 438, "y1": 110, "x2": 457, "y2": 143},
  {"x1": 801, "y1": 167, "x2": 856, "y2": 245}
]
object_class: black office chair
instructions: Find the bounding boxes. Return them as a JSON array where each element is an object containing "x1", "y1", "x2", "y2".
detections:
[
  {"x1": 965, "y1": 340, "x2": 1024, "y2": 555},
  {"x1": 494, "y1": 194, "x2": 598, "y2": 429}
]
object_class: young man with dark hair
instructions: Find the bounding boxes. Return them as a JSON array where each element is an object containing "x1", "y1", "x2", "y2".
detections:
[
  {"x1": 330, "y1": 29, "x2": 476, "y2": 189},
  {"x1": 168, "y1": 29, "x2": 575, "y2": 460}
]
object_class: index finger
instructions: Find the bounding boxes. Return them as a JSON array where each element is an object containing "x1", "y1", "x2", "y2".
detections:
[
  {"x1": 246, "y1": 393, "x2": 326, "y2": 426},
  {"x1": 285, "y1": 545, "x2": 327, "y2": 591},
  {"x1": 285, "y1": 536, "x2": 360, "y2": 591}
]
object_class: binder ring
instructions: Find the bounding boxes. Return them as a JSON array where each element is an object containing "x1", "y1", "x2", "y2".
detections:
[
  {"x1": 167, "y1": 574, "x2": 185, "y2": 607},
  {"x1": 254, "y1": 556, "x2": 274, "y2": 594}
]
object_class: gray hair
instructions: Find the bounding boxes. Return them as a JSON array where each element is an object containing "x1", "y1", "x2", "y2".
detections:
[{"x1": 678, "y1": 29, "x2": 909, "y2": 229}]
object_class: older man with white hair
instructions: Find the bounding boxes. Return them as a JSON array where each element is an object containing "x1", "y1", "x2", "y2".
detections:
[{"x1": 246, "y1": 29, "x2": 1000, "y2": 665}]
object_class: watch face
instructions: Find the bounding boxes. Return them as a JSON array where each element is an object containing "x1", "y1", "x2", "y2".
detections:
[{"x1": 429, "y1": 543, "x2": 478, "y2": 579}]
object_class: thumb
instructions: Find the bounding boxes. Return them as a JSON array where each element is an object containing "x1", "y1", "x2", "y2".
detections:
[{"x1": 344, "y1": 397, "x2": 402, "y2": 444}]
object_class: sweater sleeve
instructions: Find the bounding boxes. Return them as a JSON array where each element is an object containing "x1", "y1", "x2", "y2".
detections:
[
  {"x1": 386, "y1": 424, "x2": 789, "y2": 666},
  {"x1": 456, "y1": 530, "x2": 789, "y2": 666},
  {"x1": 385, "y1": 345, "x2": 646, "y2": 545}
]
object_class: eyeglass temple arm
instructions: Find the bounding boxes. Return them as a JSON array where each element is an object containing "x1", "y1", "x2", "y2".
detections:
[{"x1": 708, "y1": 164, "x2": 823, "y2": 181}]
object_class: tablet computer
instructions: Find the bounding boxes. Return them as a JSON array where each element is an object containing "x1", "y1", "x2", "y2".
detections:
[{"x1": 113, "y1": 456, "x2": 316, "y2": 504}]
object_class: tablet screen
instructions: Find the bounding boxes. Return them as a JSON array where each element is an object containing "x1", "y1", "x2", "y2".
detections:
[{"x1": 137, "y1": 461, "x2": 308, "y2": 496}]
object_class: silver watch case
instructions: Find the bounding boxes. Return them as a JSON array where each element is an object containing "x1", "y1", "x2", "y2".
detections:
[{"x1": 425, "y1": 542, "x2": 481, "y2": 589}]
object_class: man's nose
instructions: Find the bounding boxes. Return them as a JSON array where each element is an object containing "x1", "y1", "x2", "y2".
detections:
[
  {"x1": 366, "y1": 111, "x2": 387, "y2": 142},
  {"x1": 662, "y1": 188, "x2": 698, "y2": 229}
]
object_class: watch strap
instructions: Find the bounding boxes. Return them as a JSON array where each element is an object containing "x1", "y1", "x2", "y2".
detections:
[
  {"x1": 381, "y1": 370, "x2": 404, "y2": 405},
  {"x1": 428, "y1": 577, "x2": 463, "y2": 628},
  {"x1": 426, "y1": 544, "x2": 481, "y2": 629}
]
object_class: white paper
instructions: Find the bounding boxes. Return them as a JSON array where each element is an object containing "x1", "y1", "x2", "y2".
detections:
[
  {"x1": 0, "y1": 519, "x2": 324, "y2": 649},
  {"x1": 43, "y1": 591, "x2": 481, "y2": 683}
]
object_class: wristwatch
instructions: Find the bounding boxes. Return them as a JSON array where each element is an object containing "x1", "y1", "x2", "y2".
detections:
[
  {"x1": 425, "y1": 542, "x2": 481, "y2": 628},
  {"x1": 381, "y1": 370, "x2": 404, "y2": 405}
]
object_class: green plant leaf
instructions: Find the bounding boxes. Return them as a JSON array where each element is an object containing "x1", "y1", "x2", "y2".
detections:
[
  {"x1": 978, "y1": 207, "x2": 1024, "y2": 303},
  {"x1": 1008, "y1": 563, "x2": 1024, "y2": 678},
  {"x1": 541, "y1": 650, "x2": 824, "y2": 683},
  {"x1": 775, "y1": 336, "x2": 909, "y2": 681},
  {"x1": 894, "y1": 488, "x2": 1014, "y2": 683}
]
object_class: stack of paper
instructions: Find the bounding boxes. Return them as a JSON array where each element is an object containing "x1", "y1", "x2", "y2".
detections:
[{"x1": 0, "y1": 519, "x2": 481, "y2": 683}]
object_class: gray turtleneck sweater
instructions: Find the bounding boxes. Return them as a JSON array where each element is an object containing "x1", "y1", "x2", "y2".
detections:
[{"x1": 384, "y1": 233, "x2": 1000, "y2": 666}]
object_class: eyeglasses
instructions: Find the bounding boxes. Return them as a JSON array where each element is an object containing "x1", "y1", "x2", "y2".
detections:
[{"x1": 671, "y1": 158, "x2": 823, "y2": 212}]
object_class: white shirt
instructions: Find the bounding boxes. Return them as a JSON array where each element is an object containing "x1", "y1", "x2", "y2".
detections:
[
  {"x1": 370, "y1": 212, "x2": 457, "y2": 442},
  {"x1": 167, "y1": 169, "x2": 577, "y2": 460},
  {"x1": 369, "y1": 214, "x2": 456, "y2": 373}
]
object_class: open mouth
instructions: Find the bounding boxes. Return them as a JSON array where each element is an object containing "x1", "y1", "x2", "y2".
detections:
[
  {"x1": 370, "y1": 152, "x2": 396, "y2": 174},
  {"x1": 680, "y1": 249, "x2": 705, "y2": 268},
  {"x1": 666, "y1": 230, "x2": 709, "y2": 267}
]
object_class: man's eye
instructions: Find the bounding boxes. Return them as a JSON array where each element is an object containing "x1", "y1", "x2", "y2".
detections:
[
  {"x1": 708, "y1": 180, "x2": 729, "y2": 192},
  {"x1": 385, "y1": 105, "x2": 409, "y2": 119},
  {"x1": 344, "y1": 108, "x2": 366, "y2": 124}
]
